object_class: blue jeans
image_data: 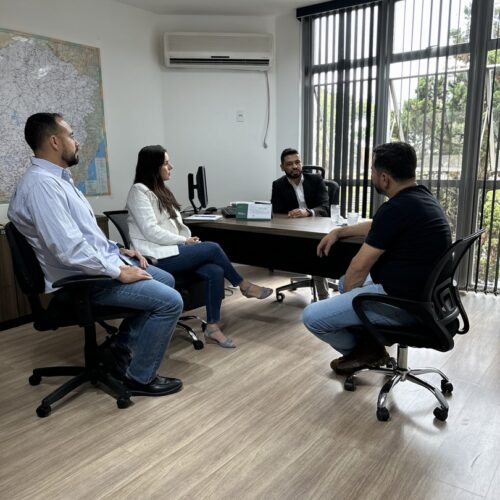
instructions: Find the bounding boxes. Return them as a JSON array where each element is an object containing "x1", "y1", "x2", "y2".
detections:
[
  {"x1": 156, "y1": 242, "x2": 243, "y2": 323},
  {"x1": 303, "y1": 275, "x2": 416, "y2": 355},
  {"x1": 91, "y1": 263, "x2": 183, "y2": 384}
]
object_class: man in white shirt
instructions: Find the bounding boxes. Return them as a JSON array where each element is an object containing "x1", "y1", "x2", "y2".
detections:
[{"x1": 8, "y1": 112, "x2": 184, "y2": 396}]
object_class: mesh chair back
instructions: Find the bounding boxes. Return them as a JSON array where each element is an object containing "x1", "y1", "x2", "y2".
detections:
[
  {"x1": 5, "y1": 223, "x2": 46, "y2": 296},
  {"x1": 303, "y1": 165, "x2": 340, "y2": 209},
  {"x1": 423, "y1": 229, "x2": 484, "y2": 332},
  {"x1": 103, "y1": 210, "x2": 132, "y2": 248},
  {"x1": 302, "y1": 165, "x2": 325, "y2": 178}
]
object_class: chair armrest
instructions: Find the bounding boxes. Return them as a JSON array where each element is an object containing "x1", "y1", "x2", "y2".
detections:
[
  {"x1": 53, "y1": 274, "x2": 114, "y2": 289},
  {"x1": 353, "y1": 293, "x2": 439, "y2": 328},
  {"x1": 144, "y1": 255, "x2": 158, "y2": 266}
]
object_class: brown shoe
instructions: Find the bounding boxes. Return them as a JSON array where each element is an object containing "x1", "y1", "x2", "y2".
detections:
[
  {"x1": 330, "y1": 355, "x2": 347, "y2": 371},
  {"x1": 330, "y1": 333, "x2": 390, "y2": 375},
  {"x1": 333, "y1": 350, "x2": 391, "y2": 375}
]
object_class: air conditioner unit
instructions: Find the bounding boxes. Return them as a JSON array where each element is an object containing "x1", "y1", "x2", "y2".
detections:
[{"x1": 164, "y1": 32, "x2": 273, "y2": 71}]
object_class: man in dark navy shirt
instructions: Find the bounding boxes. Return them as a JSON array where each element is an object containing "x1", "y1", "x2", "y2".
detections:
[{"x1": 303, "y1": 142, "x2": 451, "y2": 374}]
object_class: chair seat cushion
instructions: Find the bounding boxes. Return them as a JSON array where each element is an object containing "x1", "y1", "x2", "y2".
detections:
[
  {"x1": 34, "y1": 292, "x2": 138, "y2": 331},
  {"x1": 348, "y1": 318, "x2": 459, "y2": 352}
]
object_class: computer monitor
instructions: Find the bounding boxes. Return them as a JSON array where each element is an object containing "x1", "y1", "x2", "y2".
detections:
[{"x1": 188, "y1": 165, "x2": 208, "y2": 213}]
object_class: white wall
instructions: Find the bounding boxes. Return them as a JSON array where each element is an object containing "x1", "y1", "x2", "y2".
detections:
[
  {"x1": 153, "y1": 15, "x2": 278, "y2": 208},
  {"x1": 0, "y1": 1, "x2": 303, "y2": 220},
  {"x1": 275, "y1": 12, "x2": 302, "y2": 155},
  {"x1": 0, "y1": 0, "x2": 165, "y2": 222}
]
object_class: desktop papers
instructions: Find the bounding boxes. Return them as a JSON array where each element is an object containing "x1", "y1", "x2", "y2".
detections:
[{"x1": 184, "y1": 214, "x2": 223, "y2": 221}]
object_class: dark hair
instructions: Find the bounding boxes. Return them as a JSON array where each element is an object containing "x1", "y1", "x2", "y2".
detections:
[
  {"x1": 133, "y1": 145, "x2": 180, "y2": 218},
  {"x1": 280, "y1": 147, "x2": 299, "y2": 165},
  {"x1": 372, "y1": 142, "x2": 417, "y2": 180},
  {"x1": 24, "y1": 112, "x2": 63, "y2": 151}
]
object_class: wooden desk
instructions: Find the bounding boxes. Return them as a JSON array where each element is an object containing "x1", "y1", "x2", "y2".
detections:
[{"x1": 186, "y1": 215, "x2": 363, "y2": 279}]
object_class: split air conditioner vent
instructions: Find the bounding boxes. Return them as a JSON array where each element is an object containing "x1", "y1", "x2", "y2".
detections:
[{"x1": 164, "y1": 32, "x2": 273, "y2": 71}]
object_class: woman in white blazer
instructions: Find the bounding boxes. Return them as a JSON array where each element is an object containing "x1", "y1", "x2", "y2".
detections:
[{"x1": 126, "y1": 145, "x2": 273, "y2": 348}]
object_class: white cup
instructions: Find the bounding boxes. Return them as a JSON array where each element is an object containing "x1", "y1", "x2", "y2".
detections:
[
  {"x1": 347, "y1": 212, "x2": 359, "y2": 225},
  {"x1": 330, "y1": 204, "x2": 340, "y2": 224}
]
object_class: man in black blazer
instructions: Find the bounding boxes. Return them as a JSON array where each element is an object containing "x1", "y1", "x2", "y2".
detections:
[
  {"x1": 271, "y1": 148, "x2": 330, "y2": 299},
  {"x1": 271, "y1": 148, "x2": 329, "y2": 217}
]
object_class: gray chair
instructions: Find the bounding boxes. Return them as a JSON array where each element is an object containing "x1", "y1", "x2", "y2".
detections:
[
  {"x1": 344, "y1": 229, "x2": 484, "y2": 422},
  {"x1": 275, "y1": 166, "x2": 340, "y2": 303},
  {"x1": 103, "y1": 210, "x2": 206, "y2": 350}
]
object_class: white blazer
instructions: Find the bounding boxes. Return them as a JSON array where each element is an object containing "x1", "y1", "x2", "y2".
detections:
[{"x1": 126, "y1": 183, "x2": 191, "y2": 259}]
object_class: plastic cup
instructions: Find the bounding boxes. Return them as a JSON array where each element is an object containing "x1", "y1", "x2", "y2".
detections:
[
  {"x1": 330, "y1": 204, "x2": 340, "y2": 224},
  {"x1": 347, "y1": 212, "x2": 359, "y2": 225}
]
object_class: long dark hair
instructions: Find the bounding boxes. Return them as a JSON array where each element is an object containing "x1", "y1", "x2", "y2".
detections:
[{"x1": 133, "y1": 145, "x2": 180, "y2": 218}]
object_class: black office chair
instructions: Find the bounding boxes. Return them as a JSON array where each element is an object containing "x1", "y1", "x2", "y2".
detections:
[
  {"x1": 103, "y1": 210, "x2": 206, "y2": 349},
  {"x1": 5, "y1": 222, "x2": 137, "y2": 417},
  {"x1": 343, "y1": 229, "x2": 484, "y2": 422},
  {"x1": 275, "y1": 166, "x2": 340, "y2": 303}
]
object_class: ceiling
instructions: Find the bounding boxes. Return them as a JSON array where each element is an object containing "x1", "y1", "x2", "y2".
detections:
[{"x1": 113, "y1": 0, "x2": 320, "y2": 17}]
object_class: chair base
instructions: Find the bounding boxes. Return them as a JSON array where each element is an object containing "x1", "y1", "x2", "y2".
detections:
[
  {"x1": 343, "y1": 345, "x2": 452, "y2": 422},
  {"x1": 177, "y1": 315, "x2": 206, "y2": 350},
  {"x1": 276, "y1": 277, "x2": 317, "y2": 302},
  {"x1": 29, "y1": 364, "x2": 132, "y2": 418},
  {"x1": 276, "y1": 276, "x2": 338, "y2": 303}
]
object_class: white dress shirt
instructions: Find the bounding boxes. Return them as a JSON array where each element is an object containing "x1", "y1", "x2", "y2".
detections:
[{"x1": 287, "y1": 176, "x2": 315, "y2": 216}]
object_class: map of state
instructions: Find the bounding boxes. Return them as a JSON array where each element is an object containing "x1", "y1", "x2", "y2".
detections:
[{"x1": 0, "y1": 29, "x2": 110, "y2": 203}]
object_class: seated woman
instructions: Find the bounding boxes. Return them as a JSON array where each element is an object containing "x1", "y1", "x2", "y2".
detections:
[{"x1": 126, "y1": 145, "x2": 273, "y2": 348}]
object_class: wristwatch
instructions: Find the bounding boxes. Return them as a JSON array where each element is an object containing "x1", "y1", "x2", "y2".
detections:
[{"x1": 306, "y1": 208, "x2": 313, "y2": 217}]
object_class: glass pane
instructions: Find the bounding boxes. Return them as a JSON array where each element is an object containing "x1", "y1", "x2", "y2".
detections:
[
  {"x1": 388, "y1": 53, "x2": 470, "y2": 235},
  {"x1": 493, "y1": 0, "x2": 500, "y2": 39},
  {"x1": 474, "y1": 47, "x2": 500, "y2": 292},
  {"x1": 393, "y1": 0, "x2": 472, "y2": 54}
]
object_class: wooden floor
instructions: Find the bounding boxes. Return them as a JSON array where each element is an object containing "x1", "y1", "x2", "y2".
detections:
[{"x1": 0, "y1": 266, "x2": 499, "y2": 500}]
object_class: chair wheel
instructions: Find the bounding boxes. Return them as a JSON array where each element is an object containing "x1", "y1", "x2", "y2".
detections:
[
  {"x1": 36, "y1": 404, "x2": 51, "y2": 418},
  {"x1": 377, "y1": 407, "x2": 390, "y2": 421},
  {"x1": 441, "y1": 380, "x2": 453, "y2": 394},
  {"x1": 344, "y1": 377, "x2": 356, "y2": 391},
  {"x1": 276, "y1": 292, "x2": 285, "y2": 302},
  {"x1": 193, "y1": 340, "x2": 204, "y2": 350},
  {"x1": 117, "y1": 397, "x2": 131, "y2": 409},
  {"x1": 433, "y1": 406, "x2": 448, "y2": 421},
  {"x1": 29, "y1": 374, "x2": 42, "y2": 386}
]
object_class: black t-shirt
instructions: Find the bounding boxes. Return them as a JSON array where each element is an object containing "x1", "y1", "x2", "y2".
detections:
[{"x1": 365, "y1": 185, "x2": 451, "y2": 299}]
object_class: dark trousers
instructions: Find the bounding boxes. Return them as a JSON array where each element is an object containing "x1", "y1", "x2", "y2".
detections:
[{"x1": 157, "y1": 242, "x2": 243, "y2": 323}]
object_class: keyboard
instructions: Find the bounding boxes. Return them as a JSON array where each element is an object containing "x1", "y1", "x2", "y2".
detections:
[{"x1": 221, "y1": 205, "x2": 237, "y2": 218}]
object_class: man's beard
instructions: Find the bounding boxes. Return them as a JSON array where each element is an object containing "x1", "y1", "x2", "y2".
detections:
[
  {"x1": 285, "y1": 170, "x2": 301, "y2": 180},
  {"x1": 64, "y1": 151, "x2": 79, "y2": 167}
]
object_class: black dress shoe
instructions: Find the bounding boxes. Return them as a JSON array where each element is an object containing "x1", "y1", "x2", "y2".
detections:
[{"x1": 124, "y1": 375, "x2": 183, "y2": 396}]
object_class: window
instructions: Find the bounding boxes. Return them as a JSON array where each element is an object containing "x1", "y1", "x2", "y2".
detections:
[{"x1": 299, "y1": 0, "x2": 500, "y2": 292}]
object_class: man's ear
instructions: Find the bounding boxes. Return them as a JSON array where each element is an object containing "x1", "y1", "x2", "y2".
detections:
[{"x1": 48, "y1": 134, "x2": 59, "y2": 151}]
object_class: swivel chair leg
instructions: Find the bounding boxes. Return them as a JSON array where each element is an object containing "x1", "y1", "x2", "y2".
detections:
[{"x1": 176, "y1": 321, "x2": 204, "y2": 350}]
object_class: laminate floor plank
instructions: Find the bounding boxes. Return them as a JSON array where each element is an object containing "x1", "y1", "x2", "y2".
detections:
[{"x1": 1, "y1": 266, "x2": 499, "y2": 500}]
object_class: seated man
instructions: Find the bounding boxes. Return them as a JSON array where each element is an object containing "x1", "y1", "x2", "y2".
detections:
[
  {"x1": 8, "y1": 112, "x2": 184, "y2": 396},
  {"x1": 271, "y1": 147, "x2": 331, "y2": 300},
  {"x1": 303, "y1": 142, "x2": 451, "y2": 374}
]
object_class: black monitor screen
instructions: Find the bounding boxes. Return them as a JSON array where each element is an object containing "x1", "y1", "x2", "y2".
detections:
[{"x1": 188, "y1": 166, "x2": 208, "y2": 213}]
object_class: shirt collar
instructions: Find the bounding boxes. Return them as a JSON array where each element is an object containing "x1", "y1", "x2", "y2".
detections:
[
  {"x1": 31, "y1": 157, "x2": 67, "y2": 178},
  {"x1": 287, "y1": 175, "x2": 304, "y2": 188}
]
